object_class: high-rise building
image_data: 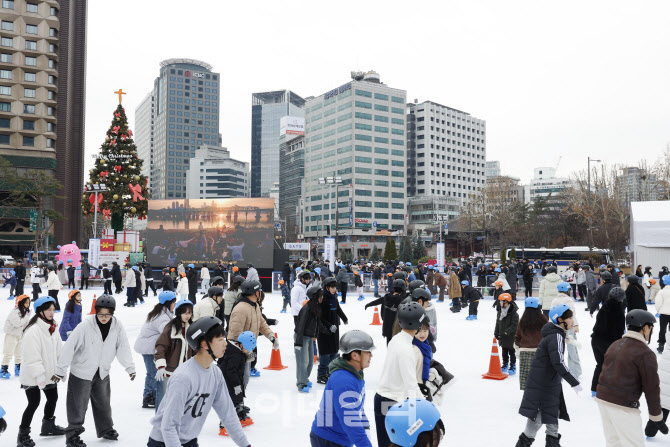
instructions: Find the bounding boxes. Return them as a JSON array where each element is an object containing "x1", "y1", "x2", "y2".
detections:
[
  {"x1": 134, "y1": 92, "x2": 154, "y2": 183},
  {"x1": 250, "y1": 90, "x2": 305, "y2": 198},
  {"x1": 303, "y1": 71, "x2": 406, "y2": 260},
  {"x1": 486, "y1": 160, "x2": 500, "y2": 179},
  {"x1": 528, "y1": 167, "x2": 571, "y2": 207},
  {"x1": 406, "y1": 100, "x2": 486, "y2": 203},
  {"x1": 185, "y1": 145, "x2": 249, "y2": 199},
  {"x1": 619, "y1": 166, "x2": 660, "y2": 204},
  {"x1": 0, "y1": 0, "x2": 88, "y2": 247},
  {"x1": 141, "y1": 58, "x2": 220, "y2": 200},
  {"x1": 279, "y1": 133, "x2": 305, "y2": 242}
]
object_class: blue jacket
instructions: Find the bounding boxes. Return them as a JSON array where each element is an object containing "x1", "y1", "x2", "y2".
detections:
[
  {"x1": 59, "y1": 304, "x2": 82, "y2": 341},
  {"x1": 311, "y1": 357, "x2": 373, "y2": 447}
]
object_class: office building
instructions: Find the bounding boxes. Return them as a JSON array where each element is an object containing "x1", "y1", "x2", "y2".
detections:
[
  {"x1": 406, "y1": 100, "x2": 486, "y2": 204},
  {"x1": 0, "y1": 0, "x2": 88, "y2": 247},
  {"x1": 134, "y1": 92, "x2": 154, "y2": 183},
  {"x1": 619, "y1": 166, "x2": 661, "y2": 204},
  {"x1": 279, "y1": 133, "x2": 305, "y2": 242},
  {"x1": 302, "y1": 71, "x2": 406, "y2": 260},
  {"x1": 251, "y1": 90, "x2": 305, "y2": 197},
  {"x1": 140, "y1": 58, "x2": 220, "y2": 200},
  {"x1": 185, "y1": 145, "x2": 249, "y2": 199},
  {"x1": 407, "y1": 195, "x2": 460, "y2": 228},
  {"x1": 528, "y1": 167, "x2": 571, "y2": 207},
  {"x1": 486, "y1": 160, "x2": 500, "y2": 178}
]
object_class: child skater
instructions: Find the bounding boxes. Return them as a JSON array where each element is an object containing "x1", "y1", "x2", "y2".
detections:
[
  {"x1": 494, "y1": 293, "x2": 519, "y2": 375},
  {"x1": 18, "y1": 296, "x2": 65, "y2": 446},
  {"x1": 461, "y1": 280, "x2": 482, "y2": 321},
  {"x1": 59, "y1": 290, "x2": 82, "y2": 342},
  {"x1": 218, "y1": 331, "x2": 257, "y2": 436},
  {"x1": 514, "y1": 297, "x2": 548, "y2": 390},
  {"x1": 354, "y1": 271, "x2": 365, "y2": 301},
  {"x1": 279, "y1": 279, "x2": 291, "y2": 313},
  {"x1": 2, "y1": 294, "x2": 31, "y2": 379},
  {"x1": 550, "y1": 282, "x2": 582, "y2": 378}
]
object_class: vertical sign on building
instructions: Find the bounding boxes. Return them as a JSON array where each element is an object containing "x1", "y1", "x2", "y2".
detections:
[
  {"x1": 436, "y1": 242, "x2": 445, "y2": 273},
  {"x1": 89, "y1": 238, "x2": 101, "y2": 269},
  {"x1": 348, "y1": 184, "x2": 353, "y2": 226},
  {"x1": 324, "y1": 237, "x2": 336, "y2": 268}
]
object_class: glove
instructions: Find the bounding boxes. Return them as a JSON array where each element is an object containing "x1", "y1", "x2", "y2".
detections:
[
  {"x1": 572, "y1": 384, "x2": 583, "y2": 395},
  {"x1": 343, "y1": 320, "x2": 348, "y2": 325},
  {"x1": 330, "y1": 325, "x2": 337, "y2": 333},
  {"x1": 50, "y1": 374, "x2": 63, "y2": 384},
  {"x1": 364, "y1": 303, "x2": 371, "y2": 310},
  {"x1": 129, "y1": 372, "x2": 136, "y2": 381},
  {"x1": 429, "y1": 326, "x2": 437, "y2": 336},
  {"x1": 155, "y1": 367, "x2": 168, "y2": 382},
  {"x1": 418, "y1": 383, "x2": 433, "y2": 401},
  {"x1": 272, "y1": 337, "x2": 280, "y2": 350}
]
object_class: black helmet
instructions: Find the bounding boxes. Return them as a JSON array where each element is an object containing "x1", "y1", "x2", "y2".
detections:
[
  {"x1": 233, "y1": 275, "x2": 245, "y2": 284},
  {"x1": 298, "y1": 270, "x2": 311, "y2": 281},
  {"x1": 645, "y1": 266, "x2": 652, "y2": 271},
  {"x1": 411, "y1": 288, "x2": 431, "y2": 302},
  {"x1": 583, "y1": 266, "x2": 590, "y2": 271},
  {"x1": 306, "y1": 285, "x2": 322, "y2": 300},
  {"x1": 608, "y1": 286, "x2": 625, "y2": 302},
  {"x1": 547, "y1": 266, "x2": 557, "y2": 273},
  {"x1": 240, "y1": 280, "x2": 261, "y2": 296},
  {"x1": 393, "y1": 271, "x2": 407, "y2": 281},
  {"x1": 408, "y1": 280, "x2": 425, "y2": 294},
  {"x1": 397, "y1": 302, "x2": 426, "y2": 329},
  {"x1": 186, "y1": 316, "x2": 223, "y2": 351},
  {"x1": 393, "y1": 279, "x2": 407, "y2": 293},
  {"x1": 340, "y1": 330, "x2": 375, "y2": 354},
  {"x1": 95, "y1": 294, "x2": 116, "y2": 310},
  {"x1": 247, "y1": 263, "x2": 254, "y2": 268},
  {"x1": 323, "y1": 277, "x2": 337, "y2": 288},
  {"x1": 600, "y1": 271, "x2": 612, "y2": 281},
  {"x1": 208, "y1": 286, "x2": 224, "y2": 298},
  {"x1": 162, "y1": 268, "x2": 169, "y2": 273},
  {"x1": 627, "y1": 275, "x2": 639, "y2": 284},
  {"x1": 626, "y1": 309, "x2": 656, "y2": 328},
  {"x1": 210, "y1": 276, "x2": 224, "y2": 286}
]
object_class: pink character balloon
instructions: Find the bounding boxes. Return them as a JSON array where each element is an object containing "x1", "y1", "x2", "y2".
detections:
[{"x1": 55, "y1": 241, "x2": 82, "y2": 266}]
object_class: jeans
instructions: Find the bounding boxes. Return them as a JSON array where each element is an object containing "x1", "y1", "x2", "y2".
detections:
[
  {"x1": 374, "y1": 393, "x2": 396, "y2": 447},
  {"x1": 523, "y1": 413, "x2": 558, "y2": 439},
  {"x1": 201, "y1": 279, "x2": 210, "y2": 291},
  {"x1": 21, "y1": 385, "x2": 58, "y2": 428},
  {"x1": 372, "y1": 278, "x2": 379, "y2": 296},
  {"x1": 310, "y1": 431, "x2": 347, "y2": 447},
  {"x1": 142, "y1": 354, "x2": 158, "y2": 400},
  {"x1": 126, "y1": 287, "x2": 136, "y2": 305},
  {"x1": 294, "y1": 335, "x2": 314, "y2": 389},
  {"x1": 317, "y1": 353, "x2": 337, "y2": 378},
  {"x1": 155, "y1": 377, "x2": 167, "y2": 413},
  {"x1": 66, "y1": 371, "x2": 113, "y2": 438}
]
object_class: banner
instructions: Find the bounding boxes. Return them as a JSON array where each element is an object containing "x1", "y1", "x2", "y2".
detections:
[
  {"x1": 88, "y1": 238, "x2": 100, "y2": 268},
  {"x1": 436, "y1": 242, "x2": 445, "y2": 273},
  {"x1": 324, "y1": 237, "x2": 336, "y2": 268},
  {"x1": 99, "y1": 251, "x2": 129, "y2": 267},
  {"x1": 129, "y1": 252, "x2": 144, "y2": 265}
]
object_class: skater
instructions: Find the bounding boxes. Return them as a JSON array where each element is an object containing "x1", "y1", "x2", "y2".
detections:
[
  {"x1": 563, "y1": 266, "x2": 576, "y2": 298},
  {"x1": 176, "y1": 272, "x2": 189, "y2": 301},
  {"x1": 148, "y1": 316, "x2": 252, "y2": 447},
  {"x1": 590, "y1": 287, "x2": 626, "y2": 394},
  {"x1": 2, "y1": 295, "x2": 31, "y2": 379},
  {"x1": 551, "y1": 282, "x2": 582, "y2": 378},
  {"x1": 584, "y1": 266, "x2": 597, "y2": 310},
  {"x1": 494, "y1": 293, "x2": 519, "y2": 375},
  {"x1": 650, "y1": 278, "x2": 661, "y2": 304},
  {"x1": 200, "y1": 263, "x2": 210, "y2": 292},
  {"x1": 575, "y1": 266, "x2": 586, "y2": 302},
  {"x1": 279, "y1": 279, "x2": 290, "y2": 313},
  {"x1": 102, "y1": 264, "x2": 113, "y2": 295},
  {"x1": 354, "y1": 271, "x2": 364, "y2": 301},
  {"x1": 522, "y1": 261, "x2": 534, "y2": 298},
  {"x1": 336, "y1": 264, "x2": 350, "y2": 304},
  {"x1": 30, "y1": 263, "x2": 43, "y2": 302},
  {"x1": 44, "y1": 265, "x2": 62, "y2": 311},
  {"x1": 79, "y1": 260, "x2": 91, "y2": 290},
  {"x1": 246, "y1": 263, "x2": 258, "y2": 282},
  {"x1": 135, "y1": 264, "x2": 145, "y2": 304},
  {"x1": 597, "y1": 310, "x2": 666, "y2": 445},
  {"x1": 14, "y1": 259, "x2": 26, "y2": 296},
  {"x1": 385, "y1": 399, "x2": 445, "y2": 447},
  {"x1": 193, "y1": 286, "x2": 223, "y2": 321},
  {"x1": 57, "y1": 262, "x2": 67, "y2": 289},
  {"x1": 425, "y1": 265, "x2": 436, "y2": 297},
  {"x1": 158, "y1": 268, "x2": 174, "y2": 292},
  {"x1": 66, "y1": 263, "x2": 75, "y2": 290},
  {"x1": 365, "y1": 279, "x2": 407, "y2": 345},
  {"x1": 134, "y1": 291, "x2": 176, "y2": 409},
  {"x1": 154, "y1": 299, "x2": 194, "y2": 412},
  {"x1": 59, "y1": 290, "x2": 82, "y2": 342},
  {"x1": 222, "y1": 276, "x2": 243, "y2": 330},
  {"x1": 515, "y1": 297, "x2": 548, "y2": 390},
  {"x1": 538, "y1": 266, "x2": 561, "y2": 316},
  {"x1": 643, "y1": 266, "x2": 654, "y2": 302},
  {"x1": 658, "y1": 275, "x2": 670, "y2": 353},
  {"x1": 625, "y1": 275, "x2": 647, "y2": 311},
  {"x1": 217, "y1": 331, "x2": 256, "y2": 435},
  {"x1": 291, "y1": 270, "x2": 311, "y2": 325},
  {"x1": 310, "y1": 330, "x2": 375, "y2": 447},
  {"x1": 461, "y1": 280, "x2": 482, "y2": 320},
  {"x1": 3, "y1": 270, "x2": 17, "y2": 299},
  {"x1": 412, "y1": 318, "x2": 433, "y2": 395},
  {"x1": 294, "y1": 285, "x2": 325, "y2": 392},
  {"x1": 316, "y1": 277, "x2": 348, "y2": 384},
  {"x1": 53, "y1": 295, "x2": 136, "y2": 446},
  {"x1": 123, "y1": 263, "x2": 137, "y2": 307},
  {"x1": 372, "y1": 263, "x2": 382, "y2": 297},
  {"x1": 436, "y1": 268, "x2": 450, "y2": 303},
  {"x1": 515, "y1": 304, "x2": 581, "y2": 447},
  {"x1": 18, "y1": 296, "x2": 65, "y2": 446},
  {"x1": 186, "y1": 264, "x2": 198, "y2": 304},
  {"x1": 589, "y1": 271, "x2": 614, "y2": 315},
  {"x1": 144, "y1": 262, "x2": 157, "y2": 297},
  {"x1": 111, "y1": 262, "x2": 122, "y2": 294}
]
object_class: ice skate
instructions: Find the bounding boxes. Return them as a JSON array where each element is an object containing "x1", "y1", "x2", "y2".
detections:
[
  {"x1": 249, "y1": 368, "x2": 260, "y2": 377},
  {"x1": 515, "y1": 432, "x2": 534, "y2": 447},
  {"x1": 501, "y1": 363, "x2": 508, "y2": 374},
  {"x1": 546, "y1": 433, "x2": 561, "y2": 447},
  {"x1": 280, "y1": 309, "x2": 286, "y2": 313},
  {"x1": 299, "y1": 386, "x2": 310, "y2": 393},
  {"x1": 40, "y1": 416, "x2": 65, "y2": 436},
  {"x1": 65, "y1": 433, "x2": 86, "y2": 447},
  {"x1": 17, "y1": 426, "x2": 35, "y2": 447},
  {"x1": 14, "y1": 363, "x2": 20, "y2": 376},
  {"x1": 508, "y1": 364, "x2": 517, "y2": 376},
  {"x1": 317, "y1": 376, "x2": 328, "y2": 384},
  {"x1": 100, "y1": 428, "x2": 118, "y2": 440},
  {"x1": 142, "y1": 395, "x2": 155, "y2": 408},
  {"x1": 0, "y1": 365, "x2": 10, "y2": 379}
]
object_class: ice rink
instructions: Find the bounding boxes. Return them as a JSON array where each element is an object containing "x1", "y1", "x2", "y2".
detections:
[{"x1": 0, "y1": 286, "x2": 667, "y2": 446}]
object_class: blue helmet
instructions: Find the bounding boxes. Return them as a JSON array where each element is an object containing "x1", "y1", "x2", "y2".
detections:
[
  {"x1": 158, "y1": 291, "x2": 177, "y2": 305},
  {"x1": 315, "y1": 267, "x2": 321, "y2": 275},
  {"x1": 461, "y1": 280, "x2": 469, "y2": 286},
  {"x1": 663, "y1": 275, "x2": 670, "y2": 286},
  {"x1": 428, "y1": 265, "x2": 434, "y2": 270},
  {"x1": 58, "y1": 260, "x2": 63, "y2": 265},
  {"x1": 295, "y1": 267, "x2": 302, "y2": 273},
  {"x1": 34, "y1": 296, "x2": 56, "y2": 312},
  {"x1": 188, "y1": 264, "x2": 195, "y2": 269},
  {"x1": 406, "y1": 262, "x2": 412, "y2": 267},
  {"x1": 238, "y1": 331, "x2": 257, "y2": 351},
  {"x1": 385, "y1": 399, "x2": 442, "y2": 447},
  {"x1": 549, "y1": 304, "x2": 571, "y2": 324},
  {"x1": 525, "y1": 297, "x2": 540, "y2": 308},
  {"x1": 557, "y1": 282, "x2": 571, "y2": 293},
  {"x1": 174, "y1": 299, "x2": 193, "y2": 313},
  {"x1": 600, "y1": 264, "x2": 606, "y2": 269},
  {"x1": 494, "y1": 268, "x2": 501, "y2": 273},
  {"x1": 132, "y1": 265, "x2": 139, "y2": 271}
]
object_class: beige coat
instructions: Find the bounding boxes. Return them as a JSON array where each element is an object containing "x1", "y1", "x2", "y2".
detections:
[
  {"x1": 193, "y1": 296, "x2": 220, "y2": 321},
  {"x1": 227, "y1": 296, "x2": 274, "y2": 342}
]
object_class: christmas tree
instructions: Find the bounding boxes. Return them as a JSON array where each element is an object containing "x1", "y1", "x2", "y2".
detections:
[{"x1": 82, "y1": 94, "x2": 149, "y2": 232}]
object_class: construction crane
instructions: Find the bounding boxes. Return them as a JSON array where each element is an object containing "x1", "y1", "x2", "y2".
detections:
[{"x1": 555, "y1": 156, "x2": 562, "y2": 175}]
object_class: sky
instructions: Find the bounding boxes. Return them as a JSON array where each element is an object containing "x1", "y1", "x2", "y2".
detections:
[{"x1": 84, "y1": 0, "x2": 670, "y2": 184}]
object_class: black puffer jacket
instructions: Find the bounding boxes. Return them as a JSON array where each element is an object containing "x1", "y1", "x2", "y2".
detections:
[
  {"x1": 294, "y1": 300, "x2": 325, "y2": 345},
  {"x1": 317, "y1": 289, "x2": 348, "y2": 355},
  {"x1": 217, "y1": 342, "x2": 247, "y2": 406},
  {"x1": 592, "y1": 297, "x2": 626, "y2": 345},
  {"x1": 590, "y1": 281, "x2": 614, "y2": 314},
  {"x1": 519, "y1": 322, "x2": 580, "y2": 425},
  {"x1": 625, "y1": 283, "x2": 647, "y2": 312},
  {"x1": 366, "y1": 292, "x2": 406, "y2": 339},
  {"x1": 507, "y1": 265, "x2": 518, "y2": 293},
  {"x1": 462, "y1": 285, "x2": 481, "y2": 304},
  {"x1": 494, "y1": 301, "x2": 519, "y2": 349}
]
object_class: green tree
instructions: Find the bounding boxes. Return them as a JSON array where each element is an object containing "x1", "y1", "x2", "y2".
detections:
[
  {"x1": 383, "y1": 238, "x2": 397, "y2": 261},
  {"x1": 500, "y1": 247, "x2": 507, "y2": 264},
  {"x1": 399, "y1": 236, "x2": 412, "y2": 262},
  {"x1": 370, "y1": 246, "x2": 380, "y2": 262},
  {"x1": 509, "y1": 247, "x2": 517, "y2": 260},
  {"x1": 82, "y1": 104, "x2": 150, "y2": 232},
  {"x1": 412, "y1": 240, "x2": 427, "y2": 263}
]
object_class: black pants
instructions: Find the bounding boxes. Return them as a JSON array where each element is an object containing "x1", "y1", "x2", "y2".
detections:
[
  {"x1": 469, "y1": 300, "x2": 479, "y2": 315},
  {"x1": 21, "y1": 385, "x2": 58, "y2": 428},
  {"x1": 32, "y1": 283, "x2": 41, "y2": 301},
  {"x1": 103, "y1": 280, "x2": 112, "y2": 295},
  {"x1": 374, "y1": 393, "x2": 396, "y2": 447},
  {"x1": 68, "y1": 278, "x2": 75, "y2": 289},
  {"x1": 524, "y1": 279, "x2": 533, "y2": 297},
  {"x1": 114, "y1": 280, "x2": 122, "y2": 293},
  {"x1": 250, "y1": 346, "x2": 259, "y2": 370},
  {"x1": 659, "y1": 314, "x2": 670, "y2": 348},
  {"x1": 16, "y1": 279, "x2": 24, "y2": 295},
  {"x1": 502, "y1": 347, "x2": 516, "y2": 366},
  {"x1": 145, "y1": 280, "x2": 156, "y2": 295},
  {"x1": 188, "y1": 292, "x2": 196, "y2": 304},
  {"x1": 48, "y1": 289, "x2": 60, "y2": 310},
  {"x1": 66, "y1": 371, "x2": 113, "y2": 438},
  {"x1": 577, "y1": 284, "x2": 586, "y2": 299},
  {"x1": 339, "y1": 282, "x2": 347, "y2": 303},
  {"x1": 148, "y1": 437, "x2": 198, "y2": 447},
  {"x1": 591, "y1": 338, "x2": 611, "y2": 392},
  {"x1": 80, "y1": 277, "x2": 89, "y2": 290},
  {"x1": 570, "y1": 284, "x2": 577, "y2": 297}
]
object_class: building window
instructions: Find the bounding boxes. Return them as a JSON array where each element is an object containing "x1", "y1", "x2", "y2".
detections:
[
  {"x1": 46, "y1": 122, "x2": 54, "y2": 132},
  {"x1": 25, "y1": 40, "x2": 36, "y2": 50},
  {"x1": 355, "y1": 89, "x2": 372, "y2": 98},
  {"x1": 48, "y1": 75, "x2": 55, "y2": 84},
  {"x1": 23, "y1": 104, "x2": 35, "y2": 114},
  {"x1": 2, "y1": 0, "x2": 14, "y2": 10},
  {"x1": 26, "y1": 24, "x2": 37, "y2": 34},
  {"x1": 0, "y1": 69, "x2": 10, "y2": 79},
  {"x1": 50, "y1": 7, "x2": 57, "y2": 16},
  {"x1": 24, "y1": 72, "x2": 35, "y2": 82},
  {"x1": 49, "y1": 28, "x2": 57, "y2": 37},
  {"x1": 0, "y1": 134, "x2": 9, "y2": 143},
  {"x1": 25, "y1": 56, "x2": 36, "y2": 66},
  {"x1": 0, "y1": 85, "x2": 9, "y2": 95},
  {"x1": 48, "y1": 44, "x2": 56, "y2": 53},
  {"x1": 1, "y1": 37, "x2": 12, "y2": 47},
  {"x1": 48, "y1": 59, "x2": 56, "y2": 69},
  {"x1": 1, "y1": 102, "x2": 13, "y2": 111},
  {"x1": 47, "y1": 90, "x2": 55, "y2": 100},
  {"x1": 46, "y1": 138, "x2": 54, "y2": 147},
  {"x1": 23, "y1": 120, "x2": 34, "y2": 130},
  {"x1": 24, "y1": 88, "x2": 35, "y2": 98},
  {"x1": 0, "y1": 53, "x2": 11, "y2": 62},
  {"x1": 1, "y1": 20, "x2": 13, "y2": 31},
  {"x1": 26, "y1": 3, "x2": 37, "y2": 13},
  {"x1": 0, "y1": 117, "x2": 8, "y2": 127},
  {"x1": 23, "y1": 136, "x2": 34, "y2": 146}
]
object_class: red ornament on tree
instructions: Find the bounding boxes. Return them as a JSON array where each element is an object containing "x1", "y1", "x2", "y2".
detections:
[
  {"x1": 128, "y1": 183, "x2": 145, "y2": 202},
  {"x1": 89, "y1": 193, "x2": 103, "y2": 205},
  {"x1": 128, "y1": 129, "x2": 133, "y2": 137},
  {"x1": 109, "y1": 139, "x2": 117, "y2": 147},
  {"x1": 113, "y1": 165, "x2": 122, "y2": 173},
  {"x1": 99, "y1": 171, "x2": 109, "y2": 179},
  {"x1": 114, "y1": 112, "x2": 121, "y2": 118},
  {"x1": 102, "y1": 209, "x2": 111, "y2": 219},
  {"x1": 112, "y1": 126, "x2": 120, "y2": 134}
]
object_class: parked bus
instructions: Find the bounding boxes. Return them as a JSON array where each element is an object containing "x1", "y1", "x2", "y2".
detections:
[{"x1": 505, "y1": 246, "x2": 611, "y2": 271}]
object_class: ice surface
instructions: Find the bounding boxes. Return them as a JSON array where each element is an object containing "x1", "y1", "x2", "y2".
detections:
[{"x1": 0, "y1": 287, "x2": 663, "y2": 445}]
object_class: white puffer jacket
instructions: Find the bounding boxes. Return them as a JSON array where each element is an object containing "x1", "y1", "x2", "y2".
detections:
[
  {"x1": 290, "y1": 279, "x2": 307, "y2": 316},
  {"x1": 177, "y1": 276, "x2": 189, "y2": 296},
  {"x1": 123, "y1": 269, "x2": 135, "y2": 287},
  {"x1": 20, "y1": 318, "x2": 63, "y2": 387},
  {"x1": 3, "y1": 307, "x2": 31, "y2": 337},
  {"x1": 193, "y1": 296, "x2": 219, "y2": 321},
  {"x1": 44, "y1": 271, "x2": 61, "y2": 291},
  {"x1": 538, "y1": 273, "x2": 562, "y2": 310},
  {"x1": 659, "y1": 347, "x2": 670, "y2": 409},
  {"x1": 655, "y1": 288, "x2": 670, "y2": 316},
  {"x1": 133, "y1": 307, "x2": 173, "y2": 355}
]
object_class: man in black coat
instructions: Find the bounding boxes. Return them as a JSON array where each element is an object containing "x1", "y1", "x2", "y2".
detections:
[
  {"x1": 589, "y1": 271, "x2": 614, "y2": 315},
  {"x1": 281, "y1": 262, "x2": 291, "y2": 283},
  {"x1": 143, "y1": 262, "x2": 156, "y2": 297},
  {"x1": 365, "y1": 279, "x2": 406, "y2": 345},
  {"x1": 659, "y1": 267, "x2": 669, "y2": 290},
  {"x1": 522, "y1": 262, "x2": 534, "y2": 298},
  {"x1": 590, "y1": 287, "x2": 625, "y2": 393},
  {"x1": 507, "y1": 263, "x2": 519, "y2": 299},
  {"x1": 607, "y1": 264, "x2": 621, "y2": 286},
  {"x1": 186, "y1": 264, "x2": 198, "y2": 304},
  {"x1": 13, "y1": 260, "x2": 26, "y2": 295},
  {"x1": 371, "y1": 263, "x2": 382, "y2": 297},
  {"x1": 111, "y1": 261, "x2": 123, "y2": 293},
  {"x1": 158, "y1": 268, "x2": 174, "y2": 291},
  {"x1": 625, "y1": 275, "x2": 647, "y2": 312},
  {"x1": 316, "y1": 279, "x2": 348, "y2": 384}
]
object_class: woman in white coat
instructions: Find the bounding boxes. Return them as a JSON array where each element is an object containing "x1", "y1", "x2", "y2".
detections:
[
  {"x1": 44, "y1": 265, "x2": 63, "y2": 311},
  {"x1": 17, "y1": 296, "x2": 65, "y2": 446},
  {"x1": 1, "y1": 294, "x2": 31, "y2": 379},
  {"x1": 176, "y1": 272, "x2": 189, "y2": 299},
  {"x1": 133, "y1": 291, "x2": 176, "y2": 409}
]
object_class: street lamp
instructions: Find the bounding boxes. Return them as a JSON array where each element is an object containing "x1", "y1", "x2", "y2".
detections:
[
  {"x1": 587, "y1": 157, "x2": 602, "y2": 252},
  {"x1": 85, "y1": 183, "x2": 107, "y2": 238},
  {"x1": 318, "y1": 175, "x2": 342, "y2": 256}
]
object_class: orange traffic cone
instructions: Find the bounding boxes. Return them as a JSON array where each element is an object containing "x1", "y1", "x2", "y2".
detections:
[
  {"x1": 482, "y1": 337, "x2": 508, "y2": 380},
  {"x1": 88, "y1": 294, "x2": 97, "y2": 315},
  {"x1": 263, "y1": 332, "x2": 288, "y2": 370},
  {"x1": 370, "y1": 307, "x2": 382, "y2": 326}
]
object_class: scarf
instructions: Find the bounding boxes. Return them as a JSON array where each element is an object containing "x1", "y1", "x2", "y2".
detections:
[
  {"x1": 412, "y1": 338, "x2": 432, "y2": 381},
  {"x1": 499, "y1": 305, "x2": 510, "y2": 321},
  {"x1": 39, "y1": 315, "x2": 56, "y2": 335}
]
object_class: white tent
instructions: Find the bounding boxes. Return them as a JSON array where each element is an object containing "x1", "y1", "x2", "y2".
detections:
[{"x1": 630, "y1": 201, "x2": 670, "y2": 270}]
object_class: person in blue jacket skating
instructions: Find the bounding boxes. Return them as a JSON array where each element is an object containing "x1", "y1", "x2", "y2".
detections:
[
  {"x1": 59, "y1": 290, "x2": 82, "y2": 341},
  {"x1": 310, "y1": 330, "x2": 375, "y2": 447}
]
